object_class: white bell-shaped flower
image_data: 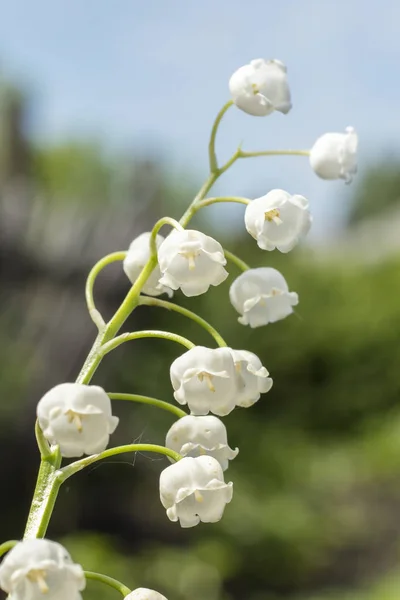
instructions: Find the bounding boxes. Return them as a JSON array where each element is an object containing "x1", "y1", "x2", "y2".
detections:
[
  {"x1": 125, "y1": 589, "x2": 168, "y2": 600},
  {"x1": 309, "y1": 126, "x2": 358, "y2": 183},
  {"x1": 229, "y1": 267, "x2": 299, "y2": 328},
  {"x1": 159, "y1": 455, "x2": 233, "y2": 528},
  {"x1": 170, "y1": 346, "x2": 238, "y2": 416},
  {"x1": 166, "y1": 415, "x2": 238, "y2": 471},
  {"x1": 37, "y1": 383, "x2": 119, "y2": 458},
  {"x1": 157, "y1": 229, "x2": 228, "y2": 297},
  {"x1": 0, "y1": 539, "x2": 85, "y2": 600},
  {"x1": 123, "y1": 232, "x2": 173, "y2": 297},
  {"x1": 229, "y1": 58, "x2": 292, "y2": 117},
  {"x1": 230, "y1": 349, "x2": 273, "y2": 408},
  {"x1": 245, "y1": 189, "x2": 312, "y2": 253}
]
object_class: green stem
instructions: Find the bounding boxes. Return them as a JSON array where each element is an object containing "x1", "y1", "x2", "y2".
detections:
[
  {"x1": 100, "y1": 330, "x2": 195, "y2": 357},
  {"x1": 84, "y1": 571, "x2": 132, "y2": 597},
  {"x1": 150, "y1": 216, "x2": 183, "y2": 254},
  {"x1": 85, "y1": 251, "x2": 127, "y2": 330},
  {"x1": 0, "y1": 540, "x2": 18, "y2": 558},
  {"x1": 238, "y1": 149, "x2": 310, "y2": 159},
  {"x1": 22, "y1": 101, "x2": 238, "y2": 542},
  {"x1": 23, "y1": 452, "x2": 63, "y2": 539},
  {"x1": 138, "y1": 296, "x2": 227, "y2": 347},
  {"x1": 208, "y1": 100, "x2": 233, "y2": 173},
  {"x1": 35, "y1": 420, "x2": 51, "y2": 459},
  {"x1": 224, "y1": 249, "x2": 250, "y2": 272},
  {"x1": 108, "y1": 392, "x2": 187, "y2": 419},
  {"x1": 59, "y1": 444, "x2": 182, "y2": 481},
  {"x1": 192, "y1": 195, "x2": 250, "y2": 217}
]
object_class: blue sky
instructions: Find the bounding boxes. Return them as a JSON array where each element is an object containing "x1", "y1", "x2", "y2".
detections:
[{"x1": 0, "y1": 0, "x2": 399, "y2": 239}]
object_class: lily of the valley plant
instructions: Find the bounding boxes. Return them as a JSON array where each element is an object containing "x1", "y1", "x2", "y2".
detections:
[{"x1": 0, "y1": 57, "x2": 358, "y2": 599}]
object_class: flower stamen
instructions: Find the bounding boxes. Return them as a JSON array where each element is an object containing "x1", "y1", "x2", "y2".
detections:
[
  {"x1": 27, "y1": 569, "x2": 49, "y2": 594},
  {"x1": 197, "y1": 372, "x2": 216, "y2": 392},
  {"x1": 264, "y1": 208, "x2": 282, "y2": 225},
  {"x1": 194, "y1": 489, "x2": 204, "y2": 503},
  {"x1": 65, "y1": 409, "x2": 83, "y2": 432}
]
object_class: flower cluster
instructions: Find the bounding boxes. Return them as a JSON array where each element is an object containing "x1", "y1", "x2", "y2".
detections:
[{"x1": 0, "y1": 55, "x2": 359, "y2": 599}]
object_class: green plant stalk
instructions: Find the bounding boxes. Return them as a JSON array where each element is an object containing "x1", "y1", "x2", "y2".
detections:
[
  {"x1": 59, "y1": 444, "x2": 182, "y2": 481},
  {"x1": 223, "y1": 249, "x2": 250, "y2": 271},
  {"x1": 108, "y1": 392, "x2": 187, "y2": 419},
  {"x1": 138, "y1": 296, "x2": 227, "y2": 347},
  {"x1": 23, "y1": 450, "x2": 62, "y2": 539},
  {"x1": 85, "y1": 251, "x2": 127, "y2": 330},
  {"x1": 0, "y1": 540, "x2": 18, "y2": 558},
  {"x1": 100, "y1": 330, "x2": 195, "y2": 357},
  {"x1": 24, "y1": 100, "x2": 296, "y2": 541},
  {"x1": 208, "y1": 100, "x2": 233, "y2": 173},
  {"x1": 84, "y1": 571, "x2": 132, "y2": 597}
]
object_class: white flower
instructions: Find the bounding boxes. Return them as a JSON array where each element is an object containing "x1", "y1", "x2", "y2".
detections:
[
  {"x1": 37, "y1": 383, "x2": 119, "y2": 458},
  {"x1": 123, "y1": 232, "x2": 173, "y2": 297},
  {"x1": 245, "y1": 189, "x2": 312, "y2": 253},
  {"x1": 230, "y1": 349, "x2": 273, "y2": 408},
  {"x1": 170, "y1": 346, "x2": 238, "y2": 416},
  {"x1": 229, "y1": 267, "x2": 299, "y2": 328},
  {"x1": 166, "y1": 415, "x2": 238, "y2": 471},
  {"x1": 125, "y1": 589, "x2": 167, "y2": 600},
  {"x1": 0, "y1": 539, "x2": 85, "y2": 600},
  {"x1": 309, "y1": 126, "x2": 358, "y2": 183},
  {"x1": 157, "y1": 229, "x2": 228, "y2": 297},
  {"x1": 159, "y1": 455, "x2": 233, "y2": 528},
  {"x1": 229, "y1": 58, "x2": 291, "y2": 116}
]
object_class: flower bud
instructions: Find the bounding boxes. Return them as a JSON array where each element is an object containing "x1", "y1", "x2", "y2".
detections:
[
  {"x1": 229, "y1": 58, "x2": 292, "y2": 116},
  {"x1": 123, "y1": 232, "x2": 173, "y2": 297},
  {"x1": 37, "y1": 383, "x2": 119, "y2": 457},
  {"x1": 0, "y1": 539, "x2": 85, "y2": 600},
  {"x1": 166, "y1": 415, "x2": 238, "y2": 471},
  {"x1": 245, "y1": 189, "x2": 312, "y2": 253},
  {"x1": 229, "y1": 267, "x2": 298, "y2": 327},
  {"x1": 309, "y1": 126, "x2": 358, "y2": 183},
  {"x1": 159, "y1": 455, "x2": 233, "y2": 527},
  {"x1": 157, "y1": 229, "x2": 228, "y2": 297}
]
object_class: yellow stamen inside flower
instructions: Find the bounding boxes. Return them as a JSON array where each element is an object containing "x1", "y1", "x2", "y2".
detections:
[
  {"x1": 27, "y1": 569, "x2": 49, "y2": 594},
  {"x1": 65, "y1": 409, "x2": 83, "y2": 432},
  {"x1": 194, "y1": 490, "x2": 204, "y2": 503},
  {"x1": 264, "y1": 208, "x2": 282, "y2": 225},
  {"x1": 251, "y1": 82, "x2": 259, "y2": 95},
  {"x1": 197, "y1": 372, "x2": 215, "y2": 392},
  {"x1": 179, "y1": 250, "x2": 200, "y2": 270},
  {"x1": 235, "y1": 362, "x2": 242, "y2": 373}
]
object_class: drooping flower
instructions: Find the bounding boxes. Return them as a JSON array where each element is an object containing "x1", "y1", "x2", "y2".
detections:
[
  {"x1": 123, "y1": 232, "x2": 173, "y2": 297},
  {"x1": 170, "y1": 346, "x2": 238, "y2": 416},
  {"x1": 229, "y1": 267, "x2": 299, "y2": 327},
  {"x1": 157, "y1": 229, "x2": 228, "y2": 297},
  {"x1": 244, "y1": 189, "x2": 312, "y2": 252},
  {"x1": 166, "y1": 415, "x2": 238, "y2": 471},
  {"x1": 0, "y1": 539, "x2": 85, "y2": 600},
  {"x1": 229, "y1": 58, "x2": 292, "y2": 116},
  {"x1": 309, "y1": 127, "x2": 358, "y2": 183},
  {"x1": 230, "y1": 349, "x2": 273, "y2": 408},
  {"x1": 125, "y1": 589, "x2": 168, "y2": 600},
  {"x1": 37, "y1": 383, "x2": 119, "y2": 457},
  {"x1": 159, "y1": 455, "x2": 233, "y2": 528}
]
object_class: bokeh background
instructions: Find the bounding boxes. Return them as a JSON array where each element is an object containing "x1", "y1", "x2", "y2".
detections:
[{"x1": 1, "y1": 1, "x2": 400, "y2": 599}]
